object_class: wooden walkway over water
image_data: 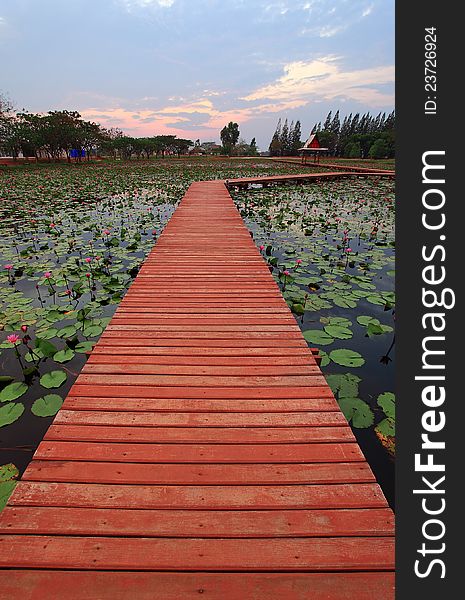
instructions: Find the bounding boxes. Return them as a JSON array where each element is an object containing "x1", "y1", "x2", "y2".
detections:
[
  {"x1": 227, "y1": 170, "x2": 394, "y2": 189},
  {"x1": 0, "y1": 180, "x2": 394, "y2": 598}
]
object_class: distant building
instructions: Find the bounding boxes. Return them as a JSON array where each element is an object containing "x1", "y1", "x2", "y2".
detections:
[
  {"x1": 189, "y1": 145, "x2": 205, "y2": 156},
  {"x1": 298, "y1": 133, "x2": 328, "y2": 163},
  {"x1": 201, "y1": 142, "x2": 222, "y2": 155}
]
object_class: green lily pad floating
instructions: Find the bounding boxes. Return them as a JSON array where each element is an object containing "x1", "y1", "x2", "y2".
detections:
[
  {"x1": 339, "y1": 397, "x2": 374, "y2": 428},
  {"x1": 0, "y1": 463, "x2": 19, "y2": 511},
  {"x1": 291, "y1": 303, "x2": 305, "y2": 316},
  {"x1": 326, "y1": 373, "x2": 361, "y2": 398},
  {"x1": 377, "y1": 391, "x2": 395, "y2": 418},
  {"x1": 31, "y1": 394, "x2": 64, "y2": 417},
  {"x1": 356, "y1": 281, "x2": 377, "y2": 290},
  {"x1": 0, "y1": 382, "x2": 28, "y2": 403},
  {"x1": 53, "y1": 348, "x2": 75, "y2": 363},
  {"x1": 35, "y1": 328, "x2": 59, "y2": 340},
  {"x1": 303, "y1": 330, "x2": 335, "y2": 346},
  {"x1": 0, "y1": 376, "x2": 14, "y2": 389},
  {"x1": 332, "y1": 296, "x2": 357, "y2": 309},
  {"x1": 357, "y1": 315, "x2": 375, "y2": 326},
  {"x1": 82, "y1": 324, "x2": 103, "y2": 338},
  {"x1": 324, "y1": 325, "x2": 353, "y2": 340},
  {"x1": 365, "y1": 294, "x2": 386, "y2": 306},
  {"x1": 56, "y1": 325, "x2": 79, "y2": 338},
  {"x1": 329, "y1": 349, "x2": 365, "y2": 367},
  {"x1": 74, "y1": 341, "x2": 95, "y2": 353},
  {"x1": 0, "y1": 402, "x2": 25, "y2": 427},
  {"x1": 318, "y1": 350, "x2": 330, "y2": 367},
  {"x1": 40, "y1": 370, "x2": 67, "y2": 389},
  {"x1": 375, "y1": 417, "x2": 395, "y2": 437},
  {"x1": 35, "y1": 338, "x2": 58, "y2": 358}
]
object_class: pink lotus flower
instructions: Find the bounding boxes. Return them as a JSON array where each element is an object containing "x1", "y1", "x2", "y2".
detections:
[
  {"x1": 295, "y1": 259, "x2": 302, "y2": 265},
  {"x1": 4, "y1": 264, "x2": 13, "y2": 270},
  {"x1": 7, "y1": 334, "x2": 20, "y2": 344},
  {"x1": 50, "y1": 223, "x2": 56, "y2": 228},
  {"x1": 283, "y1": 270, "x2": 290, "y2": 276},
  {"x1": 103, "y1": 229, "x2": 110, "y2": 236},
  {"x1": 21, "y1": 325, "x2": 28, "y2": 333},
  {"x1": 85, "y1": 257, "x2": 92, "y2": 263},
  {"x1": 152, "y1": 230, "x2": 157, "y2": 235},
  {"x1": 259, "y1": 245, "x2": 265, "y2": 251},
  {"x1": 346, "y1": 248, "x2": 353, "y2": 253},
  {"x1": 44, "y1": 272, "x2": 52, "y2": 279},
  {"x1": 85, "y1": 272, "x2": 91, "y2": 278}
]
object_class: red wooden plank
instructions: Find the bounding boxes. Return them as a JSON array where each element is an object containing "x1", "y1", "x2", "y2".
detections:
[
  {"x1": 43, "y1": 424, "x2": 354, "y2": 444},
  {"x1": 0, "y1": 536, "x2": 394, "y2": 571},
  {"x1": 88, "y1": 354, "x2": 317, "y2": 366},
  {"x1": 35, "y1": 441, "x2": 363, "y2": 463},
  {"x1": 0, "y1": 506, "x2": 393, "y2": 537},
  {"x1": 62, "y1": 397, "x2": 339, "y2": 412},
  {"x1": 0, "y1": 571, "x2": 395, "y2": 600},
  {"x1": 9, "y1": 482, "x2": 388, "y2": 509},
  {"x1": 21, "y1": 460, "x2": 374, "y2": 485},
  {"x1": 82, "y1": 364, "x2": 319, "y2": 376},
  {"x1": 69, "y1": 385, "x2": 333, "y2": 398},
  {"x1": 54, "y1": 409, "x2": 346, "y2": 426}
]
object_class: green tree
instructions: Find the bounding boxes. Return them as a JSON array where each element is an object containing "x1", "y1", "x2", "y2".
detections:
[
  {"x1": 368, "y1": 138, "x2": 389, "y2": 159},
  {"x1": 249, "y1": 137, "x2": 259, "y2": 156},
  {"x1": 290, "y1": 120, "x2": 302, "y2": 155},
  {"x1": 220, "y1": 122, "x2": 240, "y2": 155},
  {"x1": 268, "y1": 118, "x2": 282, "y2": 156}
]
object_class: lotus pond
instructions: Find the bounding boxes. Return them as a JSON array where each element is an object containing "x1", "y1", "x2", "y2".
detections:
[
  {"x1": 0, "y1": 157, "x2": 330, "y2": 507},
  {"x1": 0, "y1": 159, "x2": 395, "y2": 509},
  {"x1": 232, "y1": 176, "x2": 395, "y2": 504}
]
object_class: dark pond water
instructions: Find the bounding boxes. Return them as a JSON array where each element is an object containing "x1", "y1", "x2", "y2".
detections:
[{"x1": 231, "y1": 178, "x2": 395, "y2": 507}]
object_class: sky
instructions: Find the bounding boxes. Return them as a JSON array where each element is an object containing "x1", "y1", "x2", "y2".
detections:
[{"x1": 0, "y1": 0, "x2": 394, "y2": 150}]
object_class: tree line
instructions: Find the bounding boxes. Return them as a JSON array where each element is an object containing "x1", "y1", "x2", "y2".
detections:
[
  {"x1": 269, "y1": 110, "x2": 395, "y2": 158},
  {"x1": 0, "y1": 97, "x2": 194, "y2": 161}
]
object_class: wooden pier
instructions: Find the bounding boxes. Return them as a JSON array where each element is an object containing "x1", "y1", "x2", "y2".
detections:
[
  {"x1": 226, "y1": 170, "x2": 394, "y2": 190},
  {"x1": 0, "y1": 180, "x2": 394, "y2": 598}
]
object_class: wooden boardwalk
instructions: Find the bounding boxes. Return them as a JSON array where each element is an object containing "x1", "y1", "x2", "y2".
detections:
[
  {"x1": 0, "y1": 180, "x2": 394, "y2": 599},
  {"x1": 226, "y1": 170, "x2": 394, "y2": 189},
  {"x1": 264, "y1": 157, "x2": 395, "y2": 175}
]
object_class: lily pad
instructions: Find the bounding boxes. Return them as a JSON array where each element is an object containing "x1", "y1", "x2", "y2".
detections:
[
  {"x1": 0, "y1": 403, "x2": 25, "y2": 427},
  {"x1": 375, "y1": 417, "x2": 395, "y2": 436},
  {"x1": 377, "y1": 391, "x2": 395, "y2": 418},
  {"x1": 303, "y1": 330, "x2": 335, "y2": 346},
  {"x1": 40, "y1": 370, "x2": 67, "y2": 389},
  {"x1": 0, "y1": 382, "x2": 28, "y2": 403},
  {"x1": 31, "y1": 394, "x2": 64, "y2": 417},
  {"x1": 329, "y1": 349, "x2": 365, "y2": 367},
  {"x1": 339, "y1": 397, "x2": 374, "y2": 428},
  {"x1": 75, "y1": 341, "x2": 95, "y2": 353},
  {"x1": 35, "y1": 338, "x2": 58, "y2": 358},
  {"x1": 324, "y1": 325, "x2": 353, "y2": 340},
  {"x1": 53, "y1": 348, "x2": 75, "y2": 363},
  {"x1": 326, "y1": 373, "x2": 361, "y2": 398},
  {"x1": 318, "y1": 350, "x2": 330, "y2": 367},
  {"x1": 0, "y1": 463, "x2": 19, "y2": 511}
]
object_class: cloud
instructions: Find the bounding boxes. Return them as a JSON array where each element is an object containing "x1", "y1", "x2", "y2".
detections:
[
  {"x1": 79, "y1": 97, "x2": 307, "y2": 140},
  {"x1": 318, "y1": 25, "x2": 344, "y2": 38},
  {"x1": 120, "y1": 0, "x2": 175, "y2": 11},
  {"x1": 241, "y1": 56, "x2": 394, "y2": 107},
  {"x1": 362, "y1": 4, "x2": 374, "y2": 17}
]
